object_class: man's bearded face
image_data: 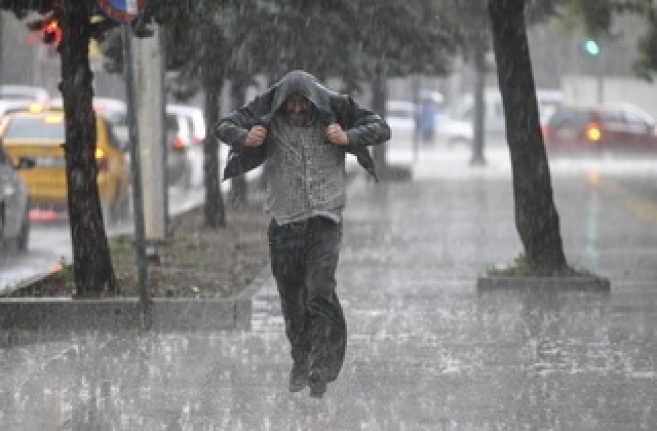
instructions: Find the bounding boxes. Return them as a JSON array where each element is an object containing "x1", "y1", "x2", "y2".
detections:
[{"x1": 285, "y1": 93, "x2": 310, "y2": 126}]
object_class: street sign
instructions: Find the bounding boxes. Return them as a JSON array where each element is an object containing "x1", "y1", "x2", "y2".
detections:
[{"x1": 98, "y1": 0, "x2": 148, "y2": 23}]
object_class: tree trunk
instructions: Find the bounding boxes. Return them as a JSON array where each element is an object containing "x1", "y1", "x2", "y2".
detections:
[
  {"x1": 229, "y1": 76, "x2": 249, "y2": 206},
  {"x1": 59, "y1": 0, "x2": 117, "y2": 295},
  {"x1": 201, "y1": 24, "x2": 226, "y2": 228},
  {"x1": 488, "y1": 0, "x2": 567, "y2": 270},
  {"x1": 370, "y1": 66, "x2": 387, "y2": 173},
  {"x1": 470, "y1": 41, "x2": 487, "y2": 166}
]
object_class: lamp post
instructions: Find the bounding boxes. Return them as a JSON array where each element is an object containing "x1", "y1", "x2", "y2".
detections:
[
  {"x1": 99, "y1": 0, "x2": 152, "y2": 328},
  {"x1": 583, "y1": 38, "x2": 604, "y2": 103}
]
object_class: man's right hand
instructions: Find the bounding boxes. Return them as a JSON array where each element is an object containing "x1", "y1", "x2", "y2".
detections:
[{"x1": 243, "y1": 125, "x2": 267, "y2": 147}]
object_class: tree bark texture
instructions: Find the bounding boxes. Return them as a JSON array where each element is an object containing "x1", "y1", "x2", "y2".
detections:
[
  {"x1": 59, "y1": 0, "x2": 117, "y2": 295},
  {"x1": 229, "y1": 76, "x2": 249, "y2": 206},
  {"x1": 488, "y1": 0, "x2": 567, "y2": 270},
  {"x1": 201, "y1": 24, "x2": 226, "y2": 228},
  {"x1": 371, "y1": 66, "x2": 388, "y2": 173},
  {"x1": 470, "y1": 42, "x2": 487, "y2": 166}
]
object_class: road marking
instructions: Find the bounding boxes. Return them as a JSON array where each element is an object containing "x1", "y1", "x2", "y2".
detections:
[{"x1": 586, "y1": 173, "x2": 657, "y2": 227}]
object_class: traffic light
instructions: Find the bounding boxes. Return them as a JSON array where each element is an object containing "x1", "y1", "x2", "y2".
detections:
[
  {"x1": 26, "y1": 13, "x2": 62, "y2": 46},
  {"x1": 583, "y1": 39, "x2": 600, "y2": 56},
  {"x1": 43, "y1": 16, "x2": 62, "y2": 45}
]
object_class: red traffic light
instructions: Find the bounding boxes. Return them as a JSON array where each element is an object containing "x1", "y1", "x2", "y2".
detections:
[
  {"x1": 42, "y1": 16, "x2": 62, "y2": 45},
  {"x1": 26, "y1": 13, "x2": 62, "y2": 46}
]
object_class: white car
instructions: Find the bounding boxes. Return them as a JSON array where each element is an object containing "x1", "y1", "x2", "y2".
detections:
[
  {"x1": 165, "y1": 104, "x2": 214, "y2": 188},
  {"x1": 166, "y1": 104, "x2": 206, "y2": 146},
  {"x1": 386, "y1": 100, "x2": 417, "y2": 146},
  {"x1": 386, "y1": 94, "x2": 445, "y2": 145}
]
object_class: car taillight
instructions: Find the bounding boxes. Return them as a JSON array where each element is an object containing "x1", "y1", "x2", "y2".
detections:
[
  {"x1": 171, "y1": 136, "x2": 185, "y2": 151},
  {"x1": 540, "y1": 124, "x2": 548, "y2": 139},
  {"x1": 95, "y1": 148, "x2": 109, "y2": 170},
  {"x1": 585, "y1": 122, "x2": 602, "y2": 142},
  {"x1": 192, "y1": 135, "x2": 204, "y2": 145}
]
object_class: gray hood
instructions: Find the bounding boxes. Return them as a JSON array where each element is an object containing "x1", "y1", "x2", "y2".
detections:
[{"x1": 265, "y1": 70, "x2": 337, "y2": 124}]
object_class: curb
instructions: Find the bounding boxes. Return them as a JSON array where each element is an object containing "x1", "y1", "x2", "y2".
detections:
[
  {"x1": 476, "y1": 276, "x2": 612, "y2": 293},
  {"x1": 0, "y1": 296, "x2": 253, "y2": 333},
  {"x1": 0, "y1": 266, "x2": 271, "y2": 334},
  {"x1": 1, "y1": 197, "x2": 275, "y2": 335}
]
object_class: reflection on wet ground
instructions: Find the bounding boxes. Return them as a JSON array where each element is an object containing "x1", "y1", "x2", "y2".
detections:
[
  {"x1": 3, "y1": 286, "x2": 654, "y2": 429},
  {"x1": 1, "y1": 148, "x2": 656, "y2": 430}
]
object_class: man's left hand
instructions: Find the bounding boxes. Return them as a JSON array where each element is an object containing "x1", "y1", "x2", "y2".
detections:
[{"x1": 326, "y1": 123, "x2": 349, "y2": 146}]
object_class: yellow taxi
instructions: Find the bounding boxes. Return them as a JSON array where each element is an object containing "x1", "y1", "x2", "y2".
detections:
[{"x1": 0, "y1": 105, "x2": 131, "y2": 223}]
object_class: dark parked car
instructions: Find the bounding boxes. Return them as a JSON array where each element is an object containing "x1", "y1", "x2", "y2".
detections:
[
  {"x1": 0, "y1": 143, "x2": 34, "y2": 252},
  {"x1": 544, "y1": 103, "x2": 657, "y2": 155}
]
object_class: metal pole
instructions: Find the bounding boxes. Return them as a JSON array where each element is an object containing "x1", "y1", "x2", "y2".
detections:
[
  {"x1": 122, "y1": 23, "x2": 151, "y2": 329},
  {"x1": 596, "y1": 50, "x2": 604, "y2": 104},
  {"x1": 0, "y1": 11, "x2": 3, "y2": 86}
]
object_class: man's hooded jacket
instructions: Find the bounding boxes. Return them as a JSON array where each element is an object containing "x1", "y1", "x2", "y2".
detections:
[{"x1": 214, "y1": 70, "x2": 390, "y2": 181}]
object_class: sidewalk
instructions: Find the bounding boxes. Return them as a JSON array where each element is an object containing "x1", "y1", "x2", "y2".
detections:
[{"x1": 1, "y1": 147, "x2": 656, "y2": 430}]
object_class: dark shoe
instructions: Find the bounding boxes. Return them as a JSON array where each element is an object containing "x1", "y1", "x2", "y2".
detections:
[
  {"x1": 308, "y1": 370, "x2": 327, "y2": 398},
  {"x1": 289, "y1": 362, "x2": 308, "y2": 393}
]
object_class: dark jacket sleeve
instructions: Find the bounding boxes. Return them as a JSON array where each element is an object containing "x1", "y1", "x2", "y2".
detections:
[
  {"x1": 334, "y1": 96, "x2": 391, "y2": 148},
  {"x1": 213, "y1": 93, "x2": 272, "y2": 180},
  {"x1": 213, "y1": 93, "x2": 269, "y2": 147}
]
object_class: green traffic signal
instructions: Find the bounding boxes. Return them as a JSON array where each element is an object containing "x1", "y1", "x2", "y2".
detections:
[{"x1": 584, "y1": 39, "x2": 600, "y2": 56}]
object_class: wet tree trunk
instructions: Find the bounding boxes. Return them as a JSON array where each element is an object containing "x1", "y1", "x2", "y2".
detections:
[
  {"x1": 370, "y1": 65, "x2": 387, "y2": 174},
  {"x1": 470, "y1": 42, "x2": 487, "y2": 166},
  {"x1": 229, "y1": 76, "x2": 249, "y2": 206},
  {"x1": 59, "y1": 0, "x2": 117, "y2": 295},
  {"x1": 488, "y1": 0, "x2": 567, "y2": 270},
  {"x1": 201, "y1": 24, "x2": 226, "y2": 228}
]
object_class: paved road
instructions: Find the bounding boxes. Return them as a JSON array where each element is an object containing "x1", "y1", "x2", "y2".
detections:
[{"x1": 1, "y1": 145, "x2": 656, "y2": 430}]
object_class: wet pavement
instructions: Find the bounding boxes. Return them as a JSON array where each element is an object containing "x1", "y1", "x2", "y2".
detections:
[{"x1": 1, "y1": 147, "x2": 657, "y2": 430}]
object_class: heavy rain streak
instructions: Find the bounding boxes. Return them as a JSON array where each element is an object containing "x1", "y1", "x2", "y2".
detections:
[{"x1": 1, "y1": 1, "x2": 657, "y2": 429}]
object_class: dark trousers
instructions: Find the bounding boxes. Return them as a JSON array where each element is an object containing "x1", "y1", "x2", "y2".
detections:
[{"x1": 268, "y1": 216, "x2": 347, "y2": 382}]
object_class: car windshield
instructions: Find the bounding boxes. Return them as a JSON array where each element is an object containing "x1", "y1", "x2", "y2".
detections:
[{"x1": 3, "y1": 116, "x2": 65, "y2": 140}]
